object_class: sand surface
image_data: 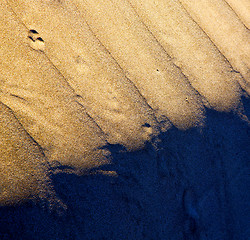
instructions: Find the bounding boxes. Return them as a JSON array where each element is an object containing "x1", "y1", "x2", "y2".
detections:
[{"x1": 0, "y1": 0, "x2": 249, "y2": 239}]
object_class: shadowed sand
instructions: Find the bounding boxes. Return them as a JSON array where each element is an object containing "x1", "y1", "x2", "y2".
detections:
[{"x1": 0, "y1": 1, "x2": 249, "y2": 238}]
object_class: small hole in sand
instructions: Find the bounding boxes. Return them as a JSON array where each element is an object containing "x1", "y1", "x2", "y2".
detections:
[
  {"x1": 37, "y1": 37, "x2": 44, "y2": 42},
  {"x1": 28, "y1": 36, "x2": 35, "y2": 41},
  {"x1": 156, "y1": 69, "x2": 159, "y2": 72},
  {"x1": 29, "y1": 29, "x2": 39, "y2": 34},
  {"x1": 143, "y1": 123, "x2": 151, "y2": 128}
]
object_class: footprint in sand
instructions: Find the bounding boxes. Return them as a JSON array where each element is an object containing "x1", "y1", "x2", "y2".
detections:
[{"x1": 28, "y1": 29, "x2": 45, "y2": 51}]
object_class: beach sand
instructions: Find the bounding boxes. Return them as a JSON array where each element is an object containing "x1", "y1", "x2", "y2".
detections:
[{"x1": 0, "y1": 0, "x2": 249, "y2": 239}]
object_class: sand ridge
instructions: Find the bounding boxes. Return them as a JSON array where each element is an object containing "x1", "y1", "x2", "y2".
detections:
[{"x1": 0, "y1": 0, "x2": 249, "y2": 205}]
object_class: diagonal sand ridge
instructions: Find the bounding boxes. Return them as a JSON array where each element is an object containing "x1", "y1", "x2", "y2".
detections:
[{"x1": 0, "y1": 0, "x2": 249, "y2": 209}]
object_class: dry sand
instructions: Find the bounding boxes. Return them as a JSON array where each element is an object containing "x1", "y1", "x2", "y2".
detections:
[{"x1": 0, "y1": 0, "x2": 249, "y2": 239}]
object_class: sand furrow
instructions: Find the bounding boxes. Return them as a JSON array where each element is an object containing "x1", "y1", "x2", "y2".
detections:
[
  {"x1": 224, "y1": 0, "x2": 250, "y2": 29},
  {"x1": 0, "y1": 102, "x2": 52, "y2": 205},
  {"x1": 0, "y1": 1, "x2": 110, "y2": 170},
  {"x1": 178, "y1": 0, "x2": 250, "y2": 88},
  {"x1": 127, "y1": 0, "x2": 244, "y2": 111},
  {"x1": 72, "y1": 0, "x2": 205, "y2": 130},
  {"x1": 7, "y1": 0, "x2": 160, "y2": 150}
]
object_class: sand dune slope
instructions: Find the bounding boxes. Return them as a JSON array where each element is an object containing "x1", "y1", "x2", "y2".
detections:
[
  {"x1": 0, "y1": 0, "x2": 249, "y2": 239},
  {"x1": 1, "y1": 0, "x2": 249, "y2": 205}
]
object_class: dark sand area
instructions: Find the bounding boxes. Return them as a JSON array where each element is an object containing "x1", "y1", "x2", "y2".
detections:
[{"x1": 0, "y1": 0, "x2": 249, "y2": 239}]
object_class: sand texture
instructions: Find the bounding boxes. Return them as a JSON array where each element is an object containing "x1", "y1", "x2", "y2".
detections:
[{"x1": 0, "y1": 0, "x2": 249, "y2": 239}]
